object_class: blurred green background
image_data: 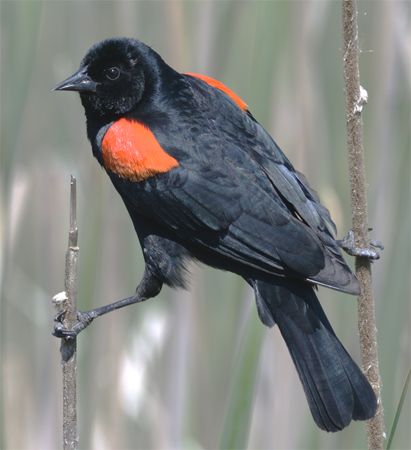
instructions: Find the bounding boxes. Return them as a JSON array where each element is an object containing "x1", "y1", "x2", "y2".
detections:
[{"x1": 1, "y1": 1, "x2": 409, "y2": 449}]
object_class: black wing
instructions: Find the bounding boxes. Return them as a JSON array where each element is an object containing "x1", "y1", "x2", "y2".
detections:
[{"x1": 113, "y1": 75, "x2": 360, "y2": 294}]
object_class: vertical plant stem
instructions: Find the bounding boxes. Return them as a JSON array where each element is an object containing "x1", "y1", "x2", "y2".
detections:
[
  {"x1": 61, "y1": 176, "x2": 79, "y2": 449},
  {"x1": 341, "y1": 1, "x2": 384, "y2": 449}
]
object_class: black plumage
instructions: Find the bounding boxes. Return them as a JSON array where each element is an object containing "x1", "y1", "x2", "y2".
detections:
[{"x1": 53, "y1": 37, "x2": 377, "y2": 431}]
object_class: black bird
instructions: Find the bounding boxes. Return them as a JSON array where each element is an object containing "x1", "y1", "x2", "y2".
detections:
[{"x1": 53, "y1": 37, "x2": 378, "y2": 432}]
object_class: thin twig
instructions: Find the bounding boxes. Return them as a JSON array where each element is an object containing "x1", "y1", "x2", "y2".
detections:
[
  {"x1": 341, "y1": 1, "x2": 385, "y2": 448},
  {"x1": 54, "y1": 176, "x2": 79, "y2": 449}
]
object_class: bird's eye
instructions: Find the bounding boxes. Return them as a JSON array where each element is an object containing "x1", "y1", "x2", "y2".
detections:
[{"x1": 106, "y1": 67, "x2": 120, "y2": 80}]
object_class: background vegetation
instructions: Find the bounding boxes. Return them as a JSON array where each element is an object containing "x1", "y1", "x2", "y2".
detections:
[{"x1": 1, "y1": 1, "x2": 409, "y2": 449}]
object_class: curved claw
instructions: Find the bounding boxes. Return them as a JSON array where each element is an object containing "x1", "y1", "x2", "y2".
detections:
[
  {"x1": 53, "y1": 321, "x2": 77, "y2": 339},
  {"x1": 369, "y1": 239, "x2": 384, "y2": 251},
  {"x1": 337, "y1": 229, "x2": 384, "y2": 260},
  {"x1": 54, "y1": 309, "x2": 67, "y2": 323}
]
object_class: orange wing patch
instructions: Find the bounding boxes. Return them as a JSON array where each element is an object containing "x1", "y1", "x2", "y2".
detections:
[
  {"x1": 102, "y1": 118, "x2": 179, "y2": 182},
  {"x1": 186, "y1": 73, "x2": 248, "y2": 113}
]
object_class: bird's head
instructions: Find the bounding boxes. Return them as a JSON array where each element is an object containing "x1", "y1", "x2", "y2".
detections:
[{"x1": 53, "y1": 38, "x2": 162, "y2": 117}]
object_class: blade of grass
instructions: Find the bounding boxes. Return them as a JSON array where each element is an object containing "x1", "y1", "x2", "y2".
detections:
[
  {"x1": 218, "y1": 308, "x2": 266, "y2": 450},
  {"x1": 385, "y1": 366, "x2": 411, "y2": 450}
]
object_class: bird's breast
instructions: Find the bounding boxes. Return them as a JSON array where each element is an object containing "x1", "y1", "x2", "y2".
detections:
[{"x1": 101, "y1": 118, "x2": 179, "y2": 182}]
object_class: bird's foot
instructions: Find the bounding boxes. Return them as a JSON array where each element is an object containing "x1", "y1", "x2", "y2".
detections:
[
  {"x1": 53, "y1": 309, "x2": 95, "y2": 339},
  {"x1": 337, "y1": 229, "x2": 384, "y2": 260}
]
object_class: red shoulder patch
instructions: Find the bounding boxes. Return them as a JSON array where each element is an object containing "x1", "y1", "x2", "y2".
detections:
[
  {"x1": 186, "y1": 73, "x2": 248, "y2": 113},
  {"x1": 102, "y1": 118, "x2": 179, "y2": 182}
]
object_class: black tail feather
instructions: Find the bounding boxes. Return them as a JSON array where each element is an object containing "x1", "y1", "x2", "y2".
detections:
[{"x1": 254, "y1": 278, "x2": 377, "y2": 432}]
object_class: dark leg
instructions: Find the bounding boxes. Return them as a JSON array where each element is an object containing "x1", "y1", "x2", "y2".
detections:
[
  {"x1": 337, "y1": 229, "x2": 384, "y2": 260},
  {"x1": 53, "y1": 269, "x2": 163, "y2": 339}
]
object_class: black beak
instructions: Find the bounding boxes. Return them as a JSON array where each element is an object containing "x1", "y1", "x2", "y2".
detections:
[{"x1": 52, "y1": 66, "x2": 97, "y2": 93}]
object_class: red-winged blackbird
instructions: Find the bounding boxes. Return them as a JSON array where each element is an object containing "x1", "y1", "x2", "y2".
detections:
[{"x1": 53, "y1": 37, "x2": 377, "y2": 432}]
